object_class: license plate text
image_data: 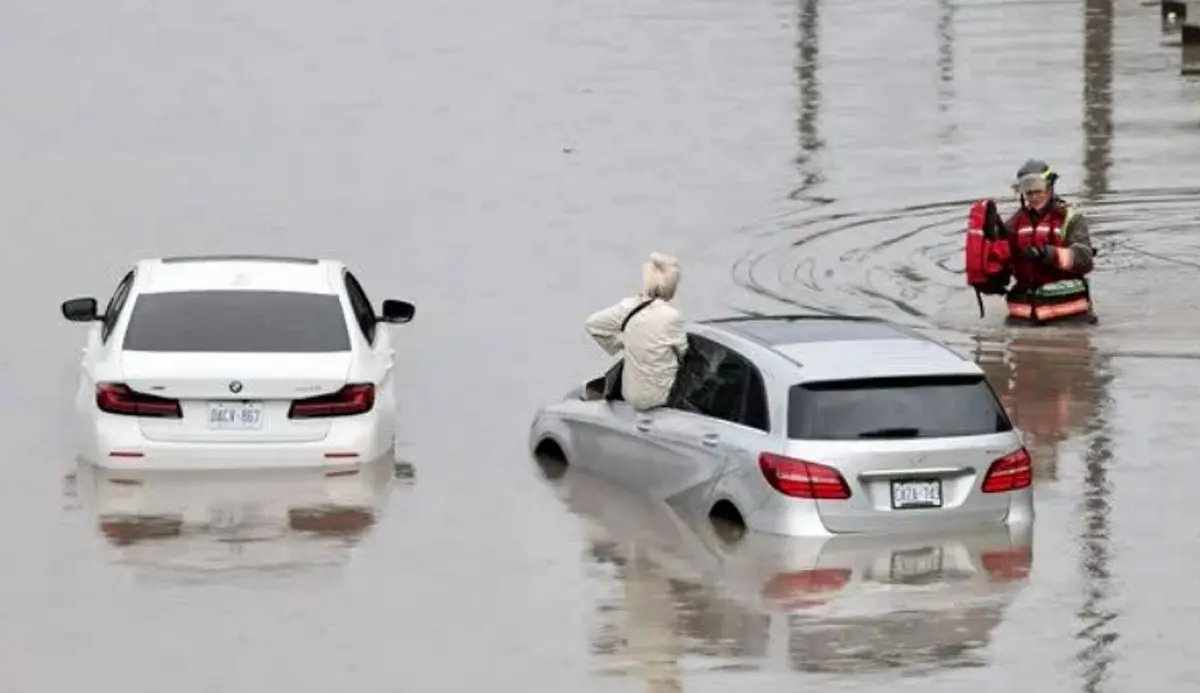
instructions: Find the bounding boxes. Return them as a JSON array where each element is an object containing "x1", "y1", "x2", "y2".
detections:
[
  {"x1": 207, "y1": 402, "x2": 264, "y2": 430},
  {"x1": 890, "y1": 479, "x2": 943, "y2": 509}
]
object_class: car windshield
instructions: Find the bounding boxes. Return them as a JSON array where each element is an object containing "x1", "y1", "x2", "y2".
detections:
[
  {"x1": 121, "y1": 290, "x2": 351, "y2": 352},
  {"x1": 787, "y1": 374, "x2": 1012, "y2": 440}
]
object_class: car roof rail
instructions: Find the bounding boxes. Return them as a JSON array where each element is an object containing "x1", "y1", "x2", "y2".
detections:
[
  {"x1": 698, "y1": 311, "x2": 887, "y2": 325},
  {"x1": 159, "y1": 254, "x2": 320, "y2": 265}
]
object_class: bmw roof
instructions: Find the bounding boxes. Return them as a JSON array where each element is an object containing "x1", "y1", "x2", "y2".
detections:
[{"x1": 136, "y1": 255, "x2": 345, "y2": 295}]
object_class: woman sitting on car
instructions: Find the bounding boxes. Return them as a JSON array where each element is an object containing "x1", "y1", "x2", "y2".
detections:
[{"x1": 584, "y1": 252, "x2": 688, "y2": 411}]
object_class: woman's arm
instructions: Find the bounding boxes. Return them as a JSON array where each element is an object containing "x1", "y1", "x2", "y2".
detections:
[
  {"x1": 665, "y1": 309, "x2": 688, "y2": 362},
  {"x1": 585, "y1": 300, "x2": 630, "y2": 356}
]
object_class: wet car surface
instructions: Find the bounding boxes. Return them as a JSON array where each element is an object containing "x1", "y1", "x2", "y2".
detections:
[
  {"x1": 5, "y1": 0, "x2": 1200, "y2": 689},
  {"x1": 534, "y1": 315, "x2": 1034, "y2": 537}
]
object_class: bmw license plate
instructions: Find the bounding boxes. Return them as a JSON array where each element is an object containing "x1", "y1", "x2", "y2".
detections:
[
  {"x1": 890, "y1": 479, "x2": 943, "y2": 509},
  {"x1": 207, "y1": 402, "x2": 264, "y2": 430}
]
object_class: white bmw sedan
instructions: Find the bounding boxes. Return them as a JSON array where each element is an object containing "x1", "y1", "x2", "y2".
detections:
[{"x1": 60, "y1": 255, "x2": 415, "y2": 472}]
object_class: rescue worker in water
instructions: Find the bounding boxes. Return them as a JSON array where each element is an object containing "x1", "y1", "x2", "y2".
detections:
[{"x1": 999, "y1": 159, "x2": 1099, "y2": 325}]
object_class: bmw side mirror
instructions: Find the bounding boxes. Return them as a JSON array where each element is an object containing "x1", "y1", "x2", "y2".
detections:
[
  {"x1": 61, "y1": 297, "x2": 100, "y2": 323},
  {"x1": 379, "y1": 299, "x2": 415, "y2": 324}
]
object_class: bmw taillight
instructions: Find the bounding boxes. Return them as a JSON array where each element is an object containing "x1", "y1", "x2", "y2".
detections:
[
  {"x1": 288, "y1": 384, "x2": 375, "y2": 418},
  {"x1": 96, "y1": 383, "x2": 182, "y2": 418},
  {"x1": 981, "y1": 448, "x2": 1033, "y2": 493},
  {"x1": 759, "y1": 452, "x2": 852, "y2": 500}
]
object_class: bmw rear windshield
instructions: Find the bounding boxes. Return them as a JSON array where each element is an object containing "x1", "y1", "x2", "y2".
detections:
[
  {"x1": 121, "y1": 290, "x2": 351, "y2": 352},
  {"x1": 787, "y1": 374, "x2": 1013, "y2": 440}
]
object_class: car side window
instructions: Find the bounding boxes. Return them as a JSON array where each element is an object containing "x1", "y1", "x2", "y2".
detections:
[
  {"x1": 101, "y1": 271, "x2": 135, "y2": 344},
  {"x1": 740, "y1": 362, "x2": 770, "y2": 433},
  {"x1": 671, "y1": 335, "x2": 770, "y2": 432},
  {"x1": 343, "y1": 272, "x2": 377, "y2": 344}
]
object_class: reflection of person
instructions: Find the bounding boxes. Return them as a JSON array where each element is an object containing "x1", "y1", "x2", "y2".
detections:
[
  {"x1": 585, "y1": 252, "x2": 688, "y2": 411},
  {"x1": 1000, "y1": 159, "x2": 1099, "y2": 325},
  {"x1": 623, "y1": 544, "x2": 684, "y2": 693},
  {"x1": 975, "y1": 328, "x2": 1103, "y2": 481}
]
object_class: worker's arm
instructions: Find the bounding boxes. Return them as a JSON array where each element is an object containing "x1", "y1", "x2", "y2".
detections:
[{"x1": 1054, "y1": 210, "x2": 1096, "y2": 274}]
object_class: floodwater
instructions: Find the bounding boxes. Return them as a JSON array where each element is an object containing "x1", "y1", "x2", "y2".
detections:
[{"x1": 2, "y1": 0, "x2": 1200, "y2": 689}]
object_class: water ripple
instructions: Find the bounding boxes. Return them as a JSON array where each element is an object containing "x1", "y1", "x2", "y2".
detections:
[{"x1": 729, "y1": 186, "x2": 1200, "y2": 351}]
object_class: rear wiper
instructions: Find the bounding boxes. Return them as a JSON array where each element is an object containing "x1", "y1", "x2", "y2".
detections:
[{"x1": 857, "y1": 427, "x2": 921, "y2": 439}]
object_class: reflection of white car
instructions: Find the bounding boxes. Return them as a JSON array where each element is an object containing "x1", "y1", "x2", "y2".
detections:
[
  {"x1": 60, "y1": 255, "x2": 416, "y2": 471},
  {"x1": 73, "y1": 457, "x2": 397, "y2": 586},
  {"x1": 542, "y1": 462, "x2": 1033, "y2": 672}
]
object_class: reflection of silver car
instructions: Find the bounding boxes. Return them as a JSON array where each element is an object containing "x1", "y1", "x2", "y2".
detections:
[
  {"x1": 530, "y1": 314, "x2": 1034, "y2": 536},
  {"x1": 544, "y1": 464, "x2": 1033, "y2": 676}
]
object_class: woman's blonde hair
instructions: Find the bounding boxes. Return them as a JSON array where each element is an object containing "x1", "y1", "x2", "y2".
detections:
[{"x1": 642, "y1": 251, "x2": 681, "y2": 300}]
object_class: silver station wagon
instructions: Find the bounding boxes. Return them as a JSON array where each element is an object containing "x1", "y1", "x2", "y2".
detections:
[{"x1": 529, "y1": 314, "x2": 1034, "y2": 537}]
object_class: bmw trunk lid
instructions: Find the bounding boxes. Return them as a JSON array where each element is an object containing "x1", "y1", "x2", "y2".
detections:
[{"x1": 119, "y1": 351, "x2": 353, "y2": 443}]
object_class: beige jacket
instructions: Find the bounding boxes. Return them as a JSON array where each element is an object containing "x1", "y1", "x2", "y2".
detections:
[{"x1": 585, "y1": 296, "x2": 688, "y2": 411}]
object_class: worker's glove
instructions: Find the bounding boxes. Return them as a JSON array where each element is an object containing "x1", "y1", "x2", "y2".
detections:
[
  {"x1": 983, "y1": 200, "x2": 1006, "y2": 239},
  {"x1": 1023, "y1": 245, "x2": 1055, "y2": 265}
]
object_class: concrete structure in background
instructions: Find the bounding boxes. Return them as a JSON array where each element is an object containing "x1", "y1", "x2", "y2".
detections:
[
  {"x1": 1183, "y1": 2, "x2": 1200, "y2": 74},
  {"x1": 1163, "y1": 0, "x2": 1186, "y2": 22}
]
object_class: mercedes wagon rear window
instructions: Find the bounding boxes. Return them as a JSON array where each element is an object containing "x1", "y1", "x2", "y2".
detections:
[
  {"x1": 787, "y1": 374, "x2": 1013, "y2": 440},
  {"x1": 121, "y1": 290, "x2": 351, "y2": 352}
]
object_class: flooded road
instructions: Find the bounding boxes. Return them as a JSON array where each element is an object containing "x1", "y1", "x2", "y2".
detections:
[{"x1": 3, "y1": 0, "x2": 1200, "y2": 689}]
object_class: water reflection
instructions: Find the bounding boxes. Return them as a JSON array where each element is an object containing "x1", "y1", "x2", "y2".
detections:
[
  {"x1": 791, "y1": 0, "x2": 828, "y2": 204},
  {"x1": 972, "y1": 326, "x2": 1118, "y2": 691},
  {"x1": 1082, "y1": 0, "x2": 1114, "y2": 200},
  {"x1": 936, "y1": 0, "x2": 957, "y2": 148},
  {"x1": 778, "y1": 522, "x2": 1031, "y2": 674},
  {"x1": 974, "y1": 328, "x2": 1106, "y2": 482},
  {"x1": 72, "y1": 458, "x2": 399, "y2": 585},
  {"x1": 536, "y1": 457, "x2": 1032, "y2": 682},
  {"x1": 936, "y1": 0, "x2": 954, "y2": 106},
  {"x1": 1076, "y1": 354, "x2": 1118, "y2": 692}
]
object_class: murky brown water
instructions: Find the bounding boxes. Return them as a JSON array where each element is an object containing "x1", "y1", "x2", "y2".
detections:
[{"x1": 3, "y1": 0, "x2": 1200, "y2": 689}]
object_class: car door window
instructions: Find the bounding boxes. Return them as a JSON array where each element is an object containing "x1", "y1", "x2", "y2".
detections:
[
  {"x1": 667, "y1": 336, "x2": 717, "y2": 411},
  {"x1": 740, "y1": 361, "x2": 770, "y2": 432},
  {"x1": 343, "y1": 272, "x2": 377, "y2": 344},
  {"x1": 670, "y1": 335, "x2": 770, "y2": 432},
  {"x1": 101, "y1": 271, "x2": 135, "y2": 344}
]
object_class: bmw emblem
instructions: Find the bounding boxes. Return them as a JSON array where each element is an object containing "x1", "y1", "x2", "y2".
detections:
[{"x1": 229, "y1": 380, "x2": 243, "y2": 394}]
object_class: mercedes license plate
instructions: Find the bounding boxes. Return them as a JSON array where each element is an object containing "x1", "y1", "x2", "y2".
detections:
[{"x1": 890, "y1": 479, "x2": 943, "y2": 509}]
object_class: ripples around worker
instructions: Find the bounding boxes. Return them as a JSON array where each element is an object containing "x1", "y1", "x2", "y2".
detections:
[{"x1": 584, "y1": 252, "x2": 689, "y2": 411}]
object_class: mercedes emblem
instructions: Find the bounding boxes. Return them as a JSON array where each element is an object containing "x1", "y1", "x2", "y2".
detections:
[{"x1": 229, "y1": 380, "x2": 244, "y2": 394}]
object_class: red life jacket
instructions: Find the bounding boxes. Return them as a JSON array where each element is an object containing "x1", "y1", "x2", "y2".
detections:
[{"x1": 1004, "y1": 201, "x2": 1092, "y2": 322}]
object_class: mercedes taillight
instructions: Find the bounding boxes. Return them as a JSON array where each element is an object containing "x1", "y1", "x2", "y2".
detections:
[
  {"x1": 761, "y1": 568, "x2": 852, "y2": 609},
  {"x1": 980, "y1": 547, "x2": 1033, "y2": 581},
  {"x1": 981, "y1": 448, "x2": 1033, "y2": 493},
  {"x1": 759, "y1": 452, "x2": 852, "y2": 500}
]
